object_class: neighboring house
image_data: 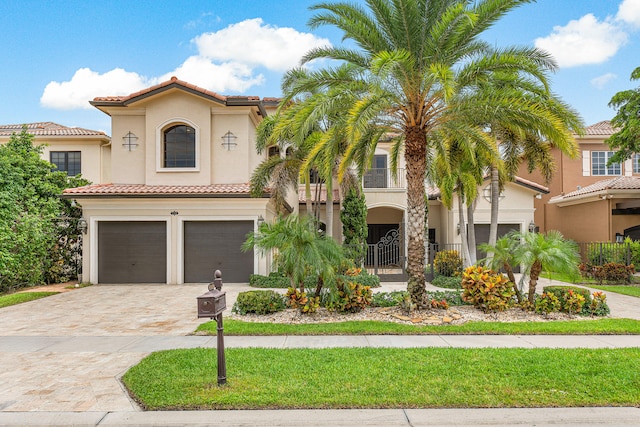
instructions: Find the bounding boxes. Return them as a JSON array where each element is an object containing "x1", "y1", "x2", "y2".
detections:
[
  {"x1": 0, "y1": 122, "x2": 110, "y2": 184},
  {"x1": 63, "y1": 77, "x2": 280, "y2": 284},
  {"x1": 520, "y1": 120, "x2": 640, "y2": 243}
]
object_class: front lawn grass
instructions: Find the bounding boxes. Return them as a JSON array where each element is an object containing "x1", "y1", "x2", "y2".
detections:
[
  {"x1": 123, "y1": 347, "x2": 640, "y2": 410},
  {"x1": 588, "y1": 284, "x2": 640, "y2": 298},
  {"x1": 0, "y1": 292, "x2": 59, "y2": 308},
  {"x1": 197, "y1": 318, "x2": 640, "y2": 336}
]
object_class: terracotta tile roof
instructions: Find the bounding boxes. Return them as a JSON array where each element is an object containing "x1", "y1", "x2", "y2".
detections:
[
  {"x1": 428, "y1": 176, "x2": 548, "y2": 199},
  {"x1": 0, "y1": 122, "x2": 107, "y2": 137},
  {"x1": 550, "y1": 177, "x2": 640, "y2": 203},
  {"x1": 63, "y1": 183, "x2": 264, "y2": 197},
  {"x1": 90, "y1": 76, "x2": 271, "y2": 110},
  {"x1": 584, "y1": 120, "x2": 617, "y2": 136},
  {"x1": 298, "y1": 187, "x2": 341, "y2": 203}
]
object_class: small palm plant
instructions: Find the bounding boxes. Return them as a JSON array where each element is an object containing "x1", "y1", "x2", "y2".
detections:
[
  {"x1": 480, "y1": 232, "x2": 522, "y2": 303},
  {"x1": 242, "y1": 214, "x2": 344, "y2": 296},
  {"x1": 515, "y1": 230, "x2": 581, "y2": 304},
  {"x1": 482, "y1": 230, "x2": 580, "y2": 304}
]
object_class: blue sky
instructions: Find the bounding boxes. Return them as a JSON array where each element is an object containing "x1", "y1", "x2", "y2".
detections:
[{"x1": 1, "y1": 0, "x2": 639, "y2": 134}]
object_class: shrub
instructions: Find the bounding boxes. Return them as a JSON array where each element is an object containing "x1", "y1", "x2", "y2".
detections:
[
  {"x1": 425, "y1": 290, "x2": 466, "y2": 306},
  {"x1": 590, "y1": 291, "x2": 610, "y2": 317},
  {"x1": 434, "y1": 250, "x2": 463, "y2": 277},
  {"x1": 429, "y1": 299, "x2": 449, "y2": 310},
  {"x1": 232, "y1": 290, "x2": 286, "y2": 315},
  {"x1": 535, "y1": 292, "x2": 562, "y2": 315},
  {"x1": 371, "y1": 291, "x2": 408, "y2": 307},
  {"x1": 563, "y1": 289, "x2": 586, "y2": 315},
  {"x1": 325, "y1": 278, "x2": 372, "y2": 313},
  {"x1": 461, "y1": 265, "x2": 514, "y2": 312},
  {"x1": 249, "y1": 272, "x2": 289, "y2": 288},
  {"x1": 543, "y1": 286, "x2": 592, "y2": 315},
  {"x1": 431, "y1": 275, "x2": 462, "y2": 289},
  {"x1": 285, "y1": 287, "x2": 320, "y2": 314},
  {"x1": 580, "y1": 262, "x2": 634, "y2": 284}
]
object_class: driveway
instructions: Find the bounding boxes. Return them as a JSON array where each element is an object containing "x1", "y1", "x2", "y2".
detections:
[{"x1": 0, "y1": 283, "x2": 253, "y2": 412}]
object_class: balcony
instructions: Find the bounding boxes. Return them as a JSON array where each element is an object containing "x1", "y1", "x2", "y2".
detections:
[{"x1": 363, "y1": 168, "x2": 406, "y2": 190}]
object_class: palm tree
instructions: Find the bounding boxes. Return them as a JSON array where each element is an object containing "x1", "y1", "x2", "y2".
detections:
[
  {"x1": 480, "y1": 232, "x2": 522, "y2": 303},
  {"x1": 242, "y1": 214, "x2": 344, "y2": 295},
  {"x1": 513, "y1": 230, "x2": 580, "y2": 304},
  {"x1": 287, "y1": 0, "x2": 567, "y2": 303}
]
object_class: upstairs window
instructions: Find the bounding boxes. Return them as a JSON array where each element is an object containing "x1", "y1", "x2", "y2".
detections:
[
  {"x1": 634, "y1": 154, "x2": 640, "y2": 174},
  {"x1": 51, "y1": 151, "x2": 81, "y2": 176},
  {"x1": 164, "y1": 125, "x2": 195, "y2": 168},
  {"x1": 591, "y1": 151, "x2": 620, "y2": 176}
]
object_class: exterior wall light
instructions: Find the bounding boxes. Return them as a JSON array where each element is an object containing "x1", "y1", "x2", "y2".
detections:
[
  {"x1": 122, "y1": 131, "x2": 138, "y2": 151},
  {"x1": 221, "y1": 131, "x2": 237, "y2": 150},
  {"x1": 528, "y1": 221, "x2": 537, "y2": 233},
  {"x1": 78, "y1": 218, "x2": 88, "y2": 234}
]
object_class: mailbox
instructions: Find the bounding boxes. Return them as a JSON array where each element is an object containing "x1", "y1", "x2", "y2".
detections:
[{"x1": 197, "y1": 288, "x2": 226, "y2": 318}]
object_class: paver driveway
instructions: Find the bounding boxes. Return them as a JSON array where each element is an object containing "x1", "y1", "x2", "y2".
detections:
[{"x1": 0, "y1": 283, "x2": 253, "y2": 412}]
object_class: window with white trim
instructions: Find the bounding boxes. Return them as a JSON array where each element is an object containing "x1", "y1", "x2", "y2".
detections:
[
  {"x1": 633, "y1": 154, "x2": 640, "y2": 174},
  {"x1": 591, "y1": 151, "x2": 620, "y2": 176},
  {"x1": 163, "y1": 125, "x2": 195, "y2": 168}
]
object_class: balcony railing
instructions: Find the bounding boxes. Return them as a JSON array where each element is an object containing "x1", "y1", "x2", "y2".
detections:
[{"x1": 363, "y1": 168, "x2": 405, "y2": 189}]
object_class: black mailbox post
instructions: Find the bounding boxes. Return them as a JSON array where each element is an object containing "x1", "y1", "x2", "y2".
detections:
[{"x1": 197, "y1": 270, "x2": 227, "y2": 385}]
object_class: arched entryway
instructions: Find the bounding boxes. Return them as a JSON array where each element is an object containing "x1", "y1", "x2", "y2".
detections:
[{"x1": 366, "y1": 206, "x2": 406, "y2": 281}]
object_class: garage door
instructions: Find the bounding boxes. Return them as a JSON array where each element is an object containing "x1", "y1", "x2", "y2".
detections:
[
  {"x1": 184, "y1": 221, "x2": 254, "y2": 283},
  {"x1": 474, "y1": 223, "x2": 520, "y2": 263},
  {"x1": 98, "y1": 221, "x2": 167, "y2": 283}
]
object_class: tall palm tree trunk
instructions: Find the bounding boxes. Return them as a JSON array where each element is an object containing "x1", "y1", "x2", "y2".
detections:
[
  {"x1": 467, "y1": 197, "x2": 477, "y2": 265},
  {"x1": 528, "y1": 259, "x2": 542, "y2": 304},
  {"x1": 487, "y1": 165, "x2": 500, "y2": 261},
  {"x1": 458, "y1": 193, "x2": 472, "y2": 268},
  {"x1": 405, "y1": 126, "x2": 427, "y2": 304}
]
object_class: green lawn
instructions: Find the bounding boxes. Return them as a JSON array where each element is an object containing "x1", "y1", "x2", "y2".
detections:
[
  {"x1": 588, "y1": 284, "x2": 640, "y2": 298},
  {"x1": 197, "y1": 318, "x2": 640, "y2": 335},
  {"x1": 0, "y1": 292, "x2": 59, "y2": 308},
  {"x1": 123, "y1": 347, "x2": 640, "y2": 410}
]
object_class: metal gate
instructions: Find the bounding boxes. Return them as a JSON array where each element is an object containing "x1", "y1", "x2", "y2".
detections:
[{"x1": 365, "y1": 228, "x2": 406, "y2": 281}]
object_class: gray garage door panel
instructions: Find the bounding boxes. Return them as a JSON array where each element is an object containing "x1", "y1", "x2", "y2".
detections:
[
  {"x1": 184, "y1": 221, "x2": 254, "y2": 283},
  {"x1": 474, "y1": 223, "x2": 520, "y2": 268},
  {"x1": 98, "y1": 221, "x2": 167, "y2": 283}
]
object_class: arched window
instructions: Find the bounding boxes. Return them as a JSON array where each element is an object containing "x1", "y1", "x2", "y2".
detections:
[{"x1": 164, "y1": 125, "x2": 195, "y2": 168}]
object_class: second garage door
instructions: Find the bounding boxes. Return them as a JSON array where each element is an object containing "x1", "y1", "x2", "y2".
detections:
[{"x1": 184, "y1": 221, "x2": 254, "y2": 283}]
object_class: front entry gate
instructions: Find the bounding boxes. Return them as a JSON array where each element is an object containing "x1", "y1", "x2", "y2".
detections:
[{"x1": 366, "y1": 228, "x2": 407, "y2": 281}]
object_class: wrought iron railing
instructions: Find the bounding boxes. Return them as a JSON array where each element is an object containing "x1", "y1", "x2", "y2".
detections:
[{"x1": 363, "y1": 168, "x2": 405, "y2": 189}]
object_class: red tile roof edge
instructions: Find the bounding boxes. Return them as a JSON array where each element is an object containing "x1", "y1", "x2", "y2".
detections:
[{"x1": 63, "y1": 183, "x2": 268, "y2": 197}]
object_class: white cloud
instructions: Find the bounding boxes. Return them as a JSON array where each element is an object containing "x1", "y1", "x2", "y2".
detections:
[
  {"x1": 617, "y1": 0, "x2": 640, "y2": 27},
  {"x1": 534, "y1": 14, "x2": 628, "y2": 68},
  {"x1": 41, "y1": 18, "x2": 330, "y2": 110},
  {"x1": 193, "y1": 18, "x2": 331, "y2": 71},
  {"x1": 157, "y1": 56, "x2": 265, "y2": 93},
  {"x1": 40, "y1": 68, "x2": 149, "y2": 110},
  {"x1": 590, "y1": 73, "x2": 618, "y2": 89}
]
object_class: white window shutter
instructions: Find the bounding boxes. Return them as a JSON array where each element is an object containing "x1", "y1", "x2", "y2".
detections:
[
  {"x1": 625, "y1": 159, "x2": 632, "y2": 176},
  {"x1": 582, "y1": 151, "x2": 590, "y2": 176}
]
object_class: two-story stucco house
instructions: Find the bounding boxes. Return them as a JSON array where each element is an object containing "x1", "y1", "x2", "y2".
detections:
[
  {"x1": 520, "y1": 121, "x2": 640, "y2": 243},
  {"x1": 63, "y1": 77, "x2": 283, "y2": 284},
  {"x1": 60, "y1": 77, "x2": 547, "y2": 284}
]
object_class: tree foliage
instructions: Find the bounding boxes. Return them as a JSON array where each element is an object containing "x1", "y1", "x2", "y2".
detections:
[
  {"x1": 340, "y1": 187, "x2": 368, "y2": 266},
  {"x1": 607, "y1": 66, "x2": 640, "y2": 165},
  {"x1": 0, "y1": 127, "x2": 88, "y2": 292}
]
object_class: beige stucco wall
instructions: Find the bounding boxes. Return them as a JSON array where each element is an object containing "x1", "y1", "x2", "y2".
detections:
[
  {"x1": 556, "y1": 200, "x2": 610, "y2": 242},
  {"x1": 107, "y1": 89, "x2": 265, "y2": 187},
  {"x1": 78, "y1": 197, "x2": 272, "y2": 284}
]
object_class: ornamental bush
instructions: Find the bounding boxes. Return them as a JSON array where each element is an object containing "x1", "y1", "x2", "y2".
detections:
[
  {"x1": 434, "y1": 250, "x2": 463, "y2": 277},
  {"x1": 590, "y1": 291, "x2": 610, "y2": 317},
  {"x1": 579, "y1": 262, "x2": 634, "y2": 284},
  {"x1": 232, "y1": 290, "x2": 286, "y2": 315},
  {"x1": 535, "y1": 292, "x2": 562, "y2": 315},
  {"x1": 285, "y1": 287, "x2": 320, "y2": 314},
  {"x1": 461, "y1": 265, "x2": 514, "y2": 312},
  {"x1": 543, "y1": 286, "x2": 592, "y2": 315},
  {"x1": 325, "y1": 277, "x2": 372, "y2": 313}
]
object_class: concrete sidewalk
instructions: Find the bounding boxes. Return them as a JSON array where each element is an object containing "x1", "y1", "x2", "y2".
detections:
[{"x1": 2, "y1": 407, "x2": 640, "y2": 427}]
